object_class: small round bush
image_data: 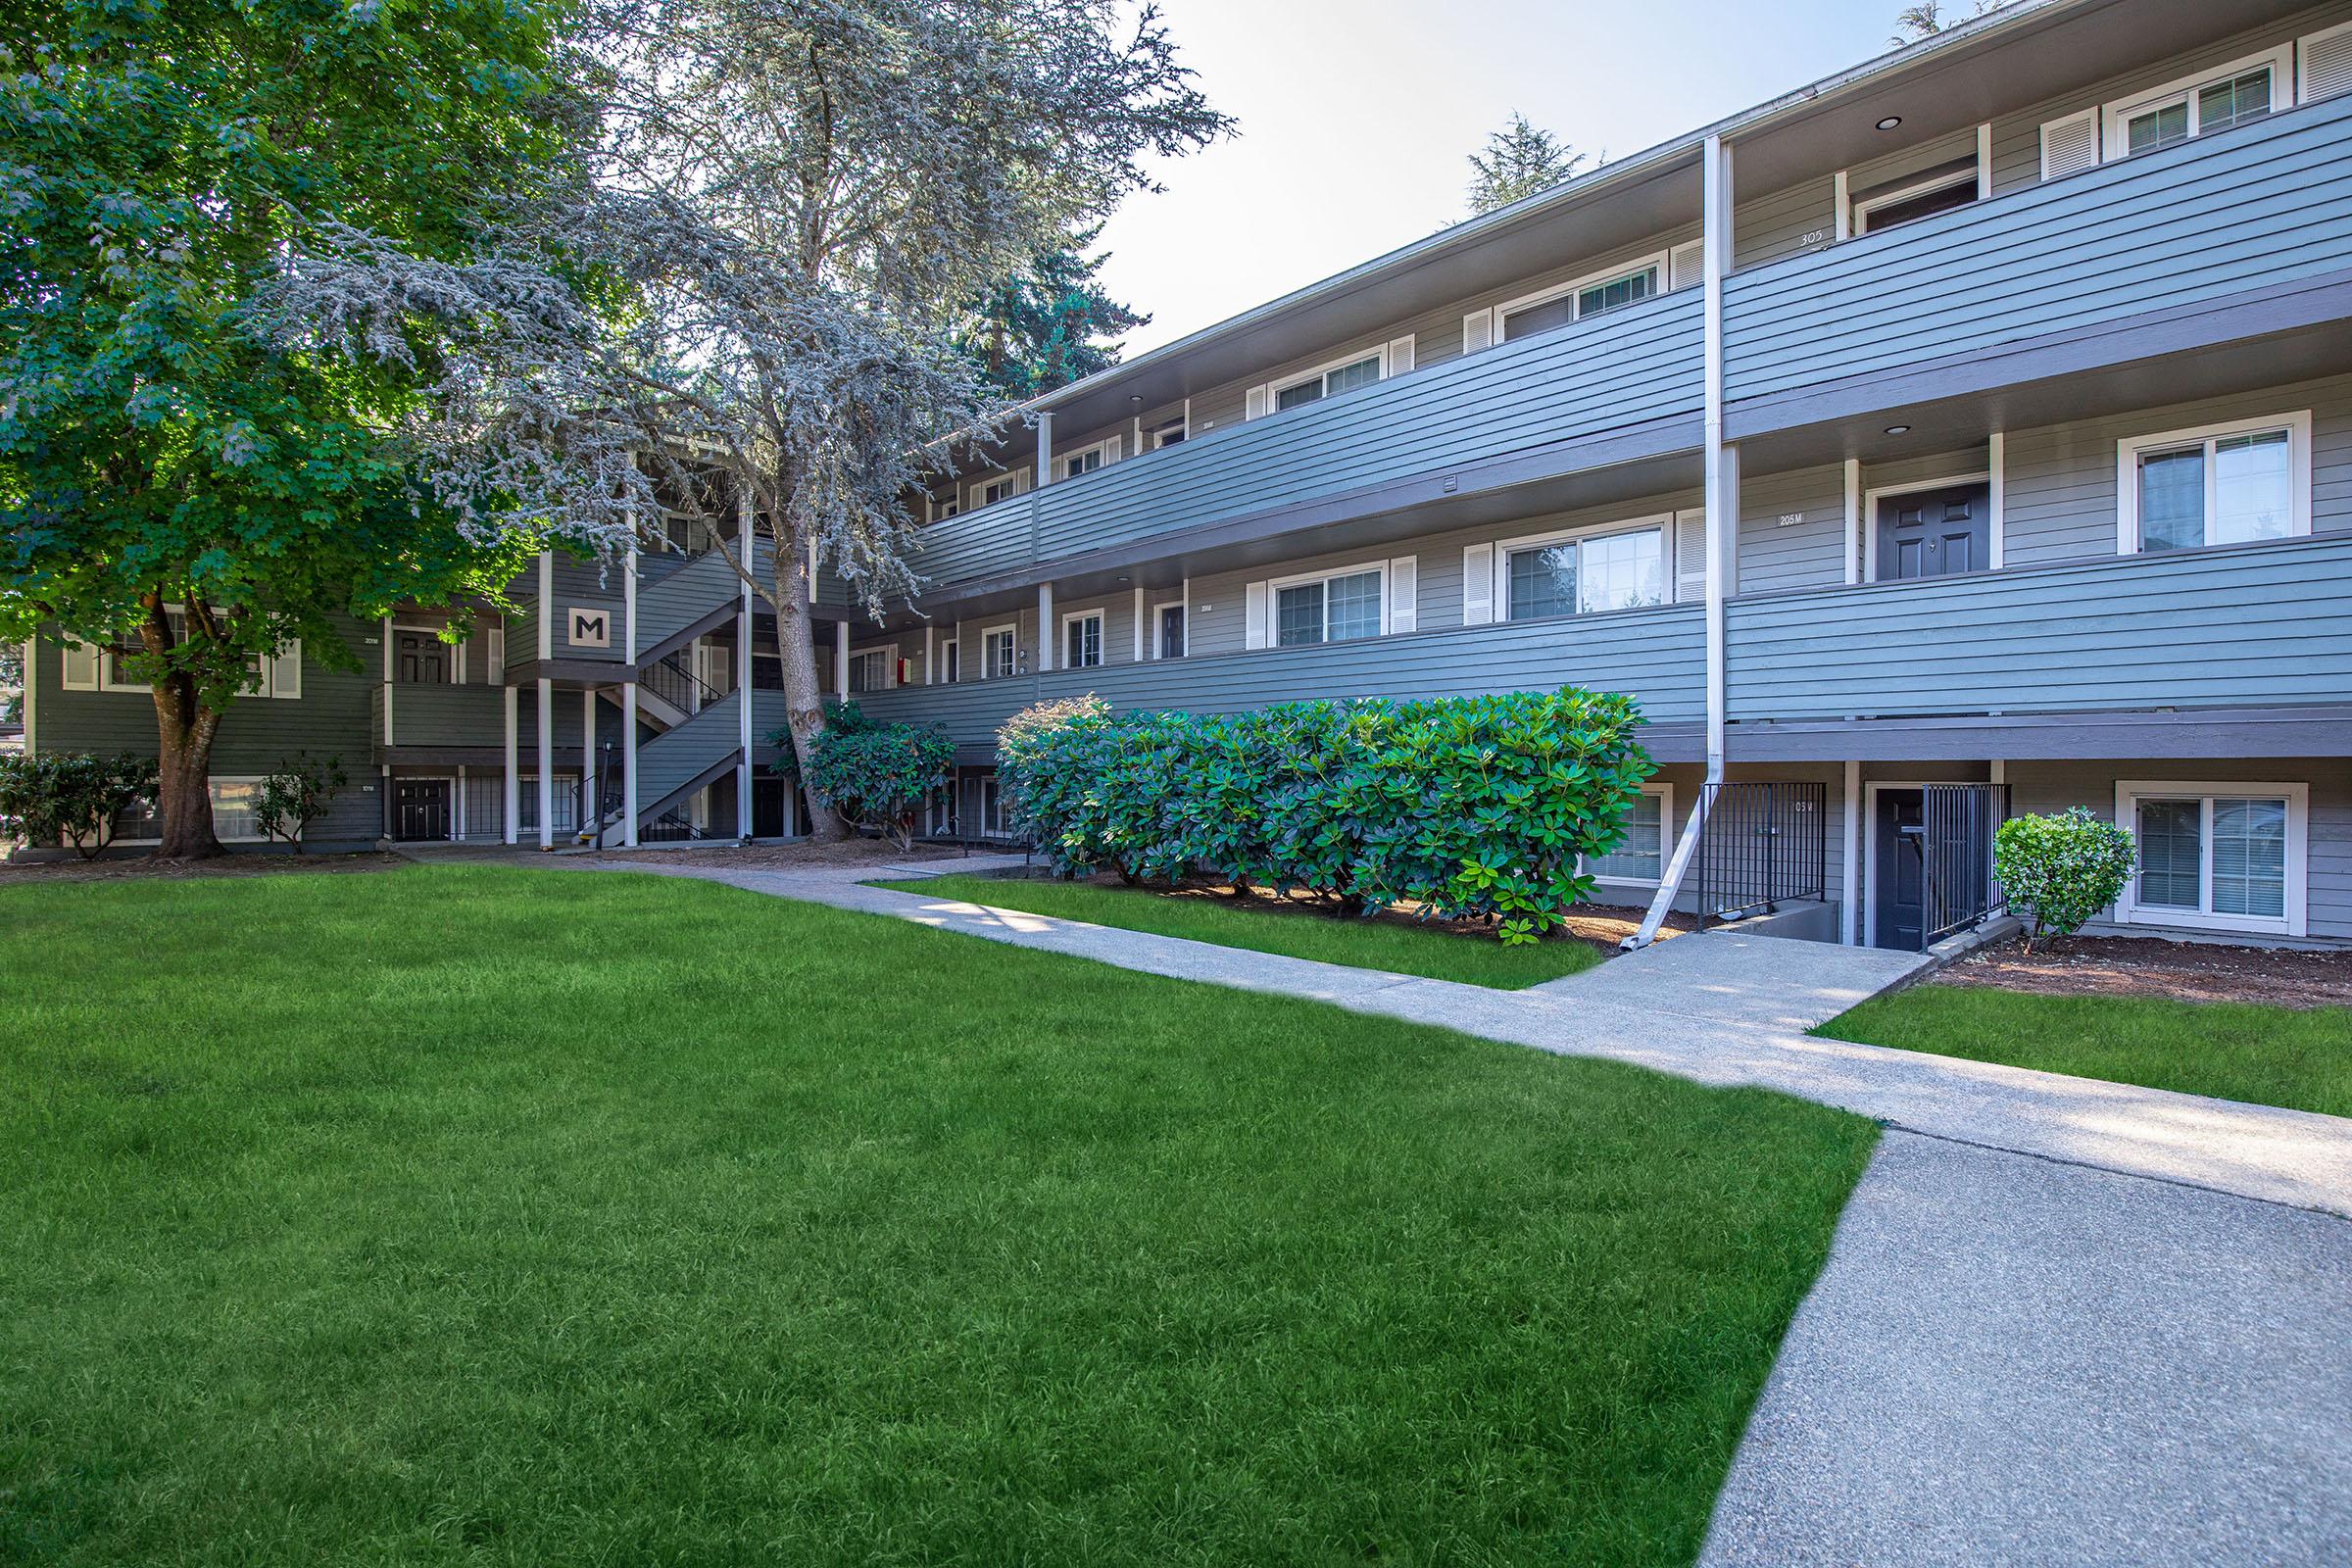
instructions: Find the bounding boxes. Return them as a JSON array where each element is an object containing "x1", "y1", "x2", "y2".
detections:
[{"x1": 1993, "y1": 807, "x2": 2136, "y2": 953}]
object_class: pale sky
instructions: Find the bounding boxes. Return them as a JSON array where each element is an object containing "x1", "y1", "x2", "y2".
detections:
[{"x1": 1097, "y1": 0, "x2": 1923, "y2": 354}]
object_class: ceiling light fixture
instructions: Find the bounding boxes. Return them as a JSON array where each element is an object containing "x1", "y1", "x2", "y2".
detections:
[
  {"x1": 1884, "y1": 423, "x2": 1911, "y2": 435},
  {"x1": 1876, "y1": 115, "x2": 1903, "y2": 130}
]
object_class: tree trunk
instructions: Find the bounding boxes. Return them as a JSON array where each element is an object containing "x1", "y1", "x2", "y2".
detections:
[
  {"x1": 767, "y1": 543, "x2": 849, "y2": 842},
  {"x1": 151, "y1": 674, "x2": 224, "y2": 859}
]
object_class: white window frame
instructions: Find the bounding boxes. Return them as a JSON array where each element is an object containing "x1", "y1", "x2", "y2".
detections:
[
  {"x1": 1059, "y1": 608, "x2": 1105, "y2": 669},
  {"x1": 1152, "y1": 416, "x2": 1189, "y2": 449},
  {"x1": 1266, "y1": 560, "x2": 1388, "y2": 648},
  {"x1": 92, "y1": 611, "x2": 300, "y2": 699},
  {"x1": 391, "y1": 622, "x2": 454, "y2": 685},
  {"x1": 1265, "y1": 347, "x2": 1389, "y2": 414},
  {"x1": 928, "y1": 492, "x2": 962, "y2": 523},
  {"x1": 2114, "y1": 411, "x2": 2311, "y2": 555},
  {"x1": 1850, "y1": 163, "x2": 1982, "y2": 236},
  {"x1": 2100, "y1": 44, "x2": 2292, "y2": 162},
  {"x1": 2113, "y1": 780, "x2": 2308, "y2": 938},
  {"x1": 1494, "y1": 514, "x2": 1675, "y2": 620},
  {"x1": 846, "y1": 644, "x2": 895, "y2": 694},
  {"x1": 980, "y1": 623, "x2": 1018, "y2": 680},
  {"x1": 1493, "y1": 250, "x2": 1671, "y2": 344},
  {"x1": 1581, "y1": 781, "x2": 1676, "y2": 889},
  {"x1": 968, "y1": 466, "x2": 1031, "y2": 513},
  {"x1": 1057, "y1": 436, "x2": 1120, "y2": 482}
]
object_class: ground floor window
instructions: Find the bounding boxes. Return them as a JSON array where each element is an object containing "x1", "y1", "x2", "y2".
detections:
[
  {"x1": 1062, "y1": 611, "x2": 1103, "y2": 669},
  {"x1": 112, "y1": 777, "x2": 265, "y2": 842},
  {"x1": 1584, "y1": 784, "x2": 1672, "y2": 885},
  {"x1": 2114, "y1": 782, "x2": 2306, "y2": 937},
  {"x1": 848, "y1": 649, "x2": 891, "y2": 693}
]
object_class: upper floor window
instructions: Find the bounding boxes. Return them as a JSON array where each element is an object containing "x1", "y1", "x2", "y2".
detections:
[
  {"x1": 929, "y1": 493, "x2": 961, "y2": 523},
  {"x1": 1498, "y1": 253, "x2": 1666, "y2": 344},
  {"x1": 968, "y1": 467, "x2": 1030, "y2": 513},
  {"x1": 1152, "y1": 418, "x2": 1187, "y2": 448},
  {"x1": 1851, "y1": 161, "x2": 1980, "y2": 236},
  {"x1": 65, "y1": 608, "x2": 301, "y2": 700},
  {"x1": 1275, "y1": 354, "x2": 1381, "y2": 413},
  {"x1": 1274, "y1": 566, "x2": 1383, "y2": 647},
  {"x1": 2116, "y1": 413, "x2": 2309, "y2": 555},
  {"x1": 2103, "y1": 47, "x2": 2288, "y2": 163},
  {"x1": 1062, "y1": 610, "x2": 1103, "y2": 668},
  {"x1": 847, "y1": 649, "x2": 891, "y2": 693},
  {"x1": 1059, "y1": 437, "x2": 1119, "y2": 481},
  {"x1": 1500, "y1": 521, "x2": 1669, "y2": 620}
]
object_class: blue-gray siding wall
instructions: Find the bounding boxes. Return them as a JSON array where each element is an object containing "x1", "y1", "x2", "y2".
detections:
[{"x1": 1724, "y1": 89, "x2": 2352, "y2": 407}]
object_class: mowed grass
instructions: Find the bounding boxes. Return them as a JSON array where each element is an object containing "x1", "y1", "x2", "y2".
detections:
[
  {"x1": 1821, "y1": 983, "x2": 2352, "y2": 1118},
  {"x1": 1, "y1": 865, "x2": 1873, "y2": 1567},
  {"x1": 875, "y1": 872, "x2": 1608, "y2": 989}
]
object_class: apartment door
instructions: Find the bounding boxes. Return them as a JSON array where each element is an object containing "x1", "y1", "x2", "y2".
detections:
[
  {"x1": 1158, "y1": 604, "x2": 1187, "y2": 659},
  {"x1": 1873, "y1": 789, "x2": 1927, "y2": 951},
  {"x1": 1876, "y1": 482, "x2": 1990, "y2": 580},
  {"x1": 395, "y1": 778, "x2": 453, "y2": 841},
  {"x1": 396, "y1": 629, "x2": 448, "y2": 684}
]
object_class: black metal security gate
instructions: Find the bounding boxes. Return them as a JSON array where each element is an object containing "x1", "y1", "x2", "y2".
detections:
[
  {"x1": 1918, "y1": 782, "x2": 2010, "y2": 947},
  {"x1": 1692, "y1": 781, "x2": 1828, "y2": 928}
]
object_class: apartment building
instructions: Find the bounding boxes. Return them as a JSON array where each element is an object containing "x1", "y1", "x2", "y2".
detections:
[{"x1": 23, "y1": 0, "x2": 2352, "y2": 951}]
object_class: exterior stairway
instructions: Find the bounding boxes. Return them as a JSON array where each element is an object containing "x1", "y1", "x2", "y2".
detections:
[{"x1": 618, "y1": 687, "x2": 792, "y2": 832}]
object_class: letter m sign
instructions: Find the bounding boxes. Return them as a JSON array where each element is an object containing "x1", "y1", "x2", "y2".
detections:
[{"x1": 567, "y1": 608, "x2": 611, "y2": 649}]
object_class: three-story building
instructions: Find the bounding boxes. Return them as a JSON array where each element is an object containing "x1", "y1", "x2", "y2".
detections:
[{"x1": 24, "y1": 0, "x2": 2352, "y2": 951}]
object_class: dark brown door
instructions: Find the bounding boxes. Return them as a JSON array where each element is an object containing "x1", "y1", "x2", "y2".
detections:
[
  {"x1": 395, "y1": 779, "x2": 451, "y2": 841},
  {"x1": 396, "y1": 631, "x2": 448, "y2": 684},
  {"x1": 1876, "y1": 482, "x2": 1990, "y2": 581}
]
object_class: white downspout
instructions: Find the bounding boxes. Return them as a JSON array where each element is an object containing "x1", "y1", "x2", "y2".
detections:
[{"x1": 1626, "y1": 132, "x2": 1735, "y2": 951}]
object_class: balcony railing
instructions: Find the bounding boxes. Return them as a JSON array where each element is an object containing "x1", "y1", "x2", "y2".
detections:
[
  {"x1": 1724, "y1": 89, "x2": 2352, "y2": 409},
  {"x1": 852, "y1": 600, "x2": 1707, "y2": 745},
  {"x1": 1723, "y1": 532, "x2": 2352, "y2": 723},
  {"x1": 851, "y1": 287, "x2": 1706, "y2": 603}
]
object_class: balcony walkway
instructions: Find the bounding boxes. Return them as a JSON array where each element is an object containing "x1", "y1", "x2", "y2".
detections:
[{"x1": 530, "y1": 847, "x2": 2352, "y2": 1568}]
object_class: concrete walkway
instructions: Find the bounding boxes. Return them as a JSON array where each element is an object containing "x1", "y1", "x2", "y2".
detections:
[{"x1": 555, "y1": 852, "x2": 2352, "y2": 1564}]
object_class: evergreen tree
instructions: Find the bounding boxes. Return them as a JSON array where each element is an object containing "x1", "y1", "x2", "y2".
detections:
[
  {"x1": 1466, "y1": 112, "x2": 1589, "y2": 216},
  {"x1": 1892, "y1": 0, "x2": 2001, "y2": 46},
  {"x1": 959, "y1": 230, "x2": 1149, "y2": 399}
]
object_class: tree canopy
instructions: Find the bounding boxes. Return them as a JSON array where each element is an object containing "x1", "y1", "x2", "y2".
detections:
[
  {"x1": 957, "y1": 229, "x2": 1148, "y2": 400},
  {"x1": 268, "y1": 0, "x2": 1230, "y2": 837},
  {"x1": 0, "y1": 0, "x2": 571, "y2": 852},
  {"x1": 1465, "y1": 112, "x2": 1590, "y2": 216}
]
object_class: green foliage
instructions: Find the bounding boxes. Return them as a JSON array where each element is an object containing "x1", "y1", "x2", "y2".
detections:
[
  {"x1": 0, "y1": 751, "x2": 158, "y2": 858},
  {"x1": 1465, "y1": 111, "x2": 1590, "y2": 215},
  {"x1": 998, "y1": 690, "x2": 1654, "y2": 944},
  {"x1": 773, "y1": 703, "x2": 956, "y2": 852},
  {"x1": 253, "y1": 754, "x2": 349, "y2": 853},
  {"x1": 1993, "y1": 808, "x2": 2136, "y2": 951},
  {"x1": 956, "y1": 228, "x2": 1149, "y2": 398},
  {"x1": 0, "y1": 0, "x2": 567, "y2": 845}
]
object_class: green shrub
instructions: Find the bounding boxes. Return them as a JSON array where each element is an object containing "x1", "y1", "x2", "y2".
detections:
[
  {"x1": 0, "y1": 752, "x2": 159, "y2": 858},
  {"x1": 998, "y1": 690, "x2": 1654, "y2": 944},
  {"x1": 254, "y1": 754, "x2": 349, "y2": 853},
  {"x1": 773, "y1": 702, "x2": 955, "y2": 852},
  {"x1": 1994, "y1": 807, "x2": 2136, "y2": 953}
]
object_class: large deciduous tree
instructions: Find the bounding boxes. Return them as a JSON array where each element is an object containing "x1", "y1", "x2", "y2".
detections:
[
  {"x1": 0, "y1": 0, "x2": 567, "y2": 856},
  {"x1": 263, "y1": 0, "x2": 1229, "y2": 839}
]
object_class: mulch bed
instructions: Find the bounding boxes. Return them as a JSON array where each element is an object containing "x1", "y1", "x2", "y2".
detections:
[
  {"x1": 1936, "y1": 934, "x2": 2352, "y2": 1009},
  {"x1": 0, "y1": 851, "x2": 411, "y2": 886},
  {"x1": 1022, "y1": 870, "x2": 1697, "y2": 958},
  {"x1": 585, "y1": 838, "x2": 976, "y2": 870}
]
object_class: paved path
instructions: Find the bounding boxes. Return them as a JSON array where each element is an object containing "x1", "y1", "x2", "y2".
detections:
[{"x1": 556, "y1": 852, "x2": 2352, "y2": 1564}]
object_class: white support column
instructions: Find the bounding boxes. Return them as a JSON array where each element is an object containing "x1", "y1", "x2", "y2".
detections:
[
  {"x1": 1701, "y1": 133, "x2": 1736, "y2": 776},
  {"x1": 621, "y1": 682, "x2": 640, "y2": 848},
  {"x1": 380, "y1": 614, "x2": 394, "y2": 746},
  {"x1": 456, "y1": 764, "x2": 467, "y2": 842},
  {"x1": 1842, "y1": 458, "x2": 1863, "y2": 586},
  {"x1": 1833, "y1": 169, "x2": 1851, "y2": 242},
  {"x1": 1976, "y1": 122, "x2": 1993, "y2": 199},
  {"x1": 20, "y1": 640, "x2": 33, "y2": 755},
  {"x1": 535, "y1": 676, "x2": 554, "y2": 850},
  {"x1": 737, "y1": 514, "x2": 754, "y2": 837},
  {"x1": 924, "y1": 624, "x2": 936, "y2": 685},
  {"x1": 536, "y1": 552, "x2": 554, "y2": 661},
  {"x1": 1987, "y1": 430, "x2": 2007, "y2": 570},
  {"x1": 1131, "y1": 586, "x2": 1146, "y2": 662},
  {"x1": 1035, "y1": 410, "x2": 1055, "y2": 486},
  {"x1": 380, "y1": 763, "x2": 392, "y2": 844},
  {"x1": 1037, "y1": 583, "x2": 1054, "y2": 673},
  {"x1": 834, "y1": 619, "x2": 850, "y2": 701},
  {"x1": 1841, "y1": 760, "x2": 1863, "y2": 946},
  {"x1": 503, "y1": 685, "x2": 518, "y2": 844},
  {"x1": 624, "y1": 542, "x2": 639, "y2": 663}
]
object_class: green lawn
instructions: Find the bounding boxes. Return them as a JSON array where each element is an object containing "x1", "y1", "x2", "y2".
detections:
[
  {"x1": 1, "y1": 865, "x2": 1873, "y2": 1567},
  {"x1": 875, "y1": 872, "x2": 1609, "y2": 989},
  {"x1": 1820, "y1": 983, "x2": 2352, "y2": 1118}
]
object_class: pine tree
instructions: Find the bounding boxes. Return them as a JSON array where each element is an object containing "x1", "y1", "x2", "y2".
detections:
[
  {"x1": 1465, "y1": 113, "x2": 1589, "y2": 216},
  {"x1": 958, "y1": 229, "x2": 1149, "y2": 399}
]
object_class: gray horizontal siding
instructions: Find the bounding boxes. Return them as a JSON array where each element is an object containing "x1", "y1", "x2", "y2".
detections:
[
  {"x1": 904, "y1": 289, "x2": 1705, "y2": 595},
  {"x1": 1724, "y1": 91, "x2": 2352, "y2": 405},
  {"x1": 854, "y1": 603, "x2": 1706, "y2": 749},
  {"x1": 636, "y1": 543, "x2": 767, "y2": 654},
  {"x1": 1726, "y1": 532, "x2": 2352, "y2": 722}
]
